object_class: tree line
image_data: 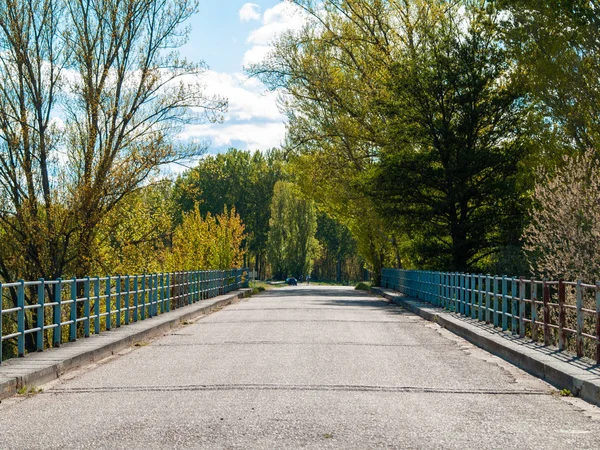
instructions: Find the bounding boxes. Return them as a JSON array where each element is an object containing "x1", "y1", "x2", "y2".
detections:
[{"x1": 248, "y1": 0, "x2": 600, "y2": 284}]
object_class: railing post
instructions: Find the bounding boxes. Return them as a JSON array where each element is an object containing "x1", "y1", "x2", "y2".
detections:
[
  {"x1": 52, "y1": 278, "x2": 62, "y2": 347},
  {"x1": 106, "y1": 277, "x2": 112, "y2": 330},
  {"x1": 501, "y1": 276, "x2": 508, "y2": 331},
  {"x1": 154, "y1": 274, "x2": 159, "y2": 316},
  {"x1": 543, "y1": 279, "x2": 550, "y2": 345},
  {"x1": 84, "y1": 277, "x2": 91, "y2": 338},
  {"x1": 70, "y1": 278, "x2": 77, "y2": 342},
  {"x1": 558, "y1": 279, "x2": 565, "y2": 351},
  {"x1": 531, "y1": 278, "x2": 538, "y2": 342},
  {"x1": 485, "y1": 275, "x2": 492, "y2": 323},
  {"x1": 141, "y1": 274, "x2": 146, "y2": 320},
  {"x1": 450, "y1": 273, "x2": 455, "y2": 312},
  {"x1": 94, "y1": 276, "x2": 100, "y2": 334},
  {"x1": 464, "y1": 273, "x2": 472, "y2": 317},
  {"x1": 459, "y1": 273, "x2": 464, "y2": 315},
  {"x1": 0, "y1": 282, "x2": 3, "y2": 363},
  {"x1": 133, "y1": 276, "x2": 139, "y2": 322},
  {"x1": 200, "y1": 270, "x2": 204, "y2": 299},
  {"x1": 511, "y1": 278, "x2": 518, "y2": 333},
  {"x1": 450, "y1": 272, "x2": 454, "y2": 311},
  {"x1": 124, "y1": 275, "x2": 130, "y2": 325},
  {"x1": 160, "y1": 273, "x2": 165, "y2": 313},
  {"x1": 478, "y1": 274, "x2": 484, "y2": 321},
  {"x1": 493, "y1": 276, "x2": 499, "y2": 327},
  {"x1": 17, "y1": 280, "x2": 25, "y2": 356},
  {"x1": 596, "y1": 281, "x2": 600, "y2": 364},
  {"x1": 469, "y1": 274, "x2": 476, "y2": 319},
  {"x1": 166, "y1": 273, "x2": 171, "y2": 312},
  {"x1": 445, "y1": 272, "x2": 449, "y2": 309},
  {"x1": 519, "y1": 277, "x2": 526, "y2": 338},
  {"x1": 147, "y1": 274, "x2": 153, "y2": 318},
  {"x1": 436, "y1": 272, "x2": 441, "y2": 306},
  {"x1": 116, "y1": 275, "x2": 121, "y2": 328},
  {"x1": 576, "y1": 280, "x2": 584, "y2": 357},
  {"x1": 188, "y1": 271, "x2": 193, "y2": 305},
  {"x1": 36, "y1": 278, "x2": 45, "y2": 351}
]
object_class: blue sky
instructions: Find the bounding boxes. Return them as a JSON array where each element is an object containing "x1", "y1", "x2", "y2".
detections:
[
  {"x1": 181, "y1": 1, "x2": 280, "y2": 73},
  {"x1": 174, "y1": 1, "x2": 306, "y2": 156}
]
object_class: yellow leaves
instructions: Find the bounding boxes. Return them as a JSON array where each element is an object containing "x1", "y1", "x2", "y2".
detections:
[{"x1": 169, "y1": 204, "x2": 246, "y2": 271}]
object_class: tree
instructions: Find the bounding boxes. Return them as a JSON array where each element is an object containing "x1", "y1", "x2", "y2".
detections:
[
  {"x1": 523, "y1": 151, "x2": 600, "y2": 282},
  {"x1": 0, "y1": 0, "x2": 226, "y2": 284},
  {"x1": 0, "y1": 0, "x2": 226, "y2": 350},
  {"x1": 170, "y1": 205, "x2": 246, "y2": 271},
  {"x1": 499, "y1": 0, "x2": 600, "y2": 152},
  {"x1": 372, "y1": 4, "x2": 530, "y2": 272},
  {"x1": 172, "y1": 148, "x2": 284, "y2": 278},
  {"x1": 314, "y1": 211, "x2": 359, "y2": 283},
  {"x1": 93, "y1": 181, "x2": 173, "y2": 275},
  {"x1": 249, "y1": 0, "x2": 412, "y2": 281},
  {"x1": 267, "y1": 181, "x2": 319, "y2": 279}
]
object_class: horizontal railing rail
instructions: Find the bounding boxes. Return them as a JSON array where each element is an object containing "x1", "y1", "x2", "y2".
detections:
[
  {"x1": 0, "y1": 268, "x2": 249, "y2": 364},
  {"x1": 381, "y1": 269, "x2": 600, "y2": 364}
]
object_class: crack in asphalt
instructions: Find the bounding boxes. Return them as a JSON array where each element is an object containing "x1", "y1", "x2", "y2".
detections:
[
  {"x1": 45, "y1": 383, "x2": 552, "y2": 395},
  {"x1": 153, "y1": 341, "x2": 455, "y2": 347},
  {"x1": 196, "y1": 320, "x2": 420, "y2": 324}
]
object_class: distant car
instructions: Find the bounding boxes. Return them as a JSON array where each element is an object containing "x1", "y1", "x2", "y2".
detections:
[{"x1": 286, "y1": 277, "x2": 297, "y2": 286}]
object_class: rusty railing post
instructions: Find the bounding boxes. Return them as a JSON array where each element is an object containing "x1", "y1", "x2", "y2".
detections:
[
  {"x1": 543, "y1": 279, "x2": 550, "y2": 345},
  {"x1": 576, "y1": 280, "x2": 583, "y2": 357},
  {"x1": 558, "y1": 279, "x2": 566, "y2": 351}
]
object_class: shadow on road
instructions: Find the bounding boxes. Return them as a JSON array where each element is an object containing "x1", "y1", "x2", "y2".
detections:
[{"x1": 256, "y1": 286, "x2": 412, "y2": 315}]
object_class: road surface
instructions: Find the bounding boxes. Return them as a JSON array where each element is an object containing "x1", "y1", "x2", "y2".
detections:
[{"x1": 1, "y1": 285, "x2": 599, "y2": 449}]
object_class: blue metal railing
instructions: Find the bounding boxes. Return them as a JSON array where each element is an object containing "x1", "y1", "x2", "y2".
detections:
[
  {"x1": 0, "y1": 268, "x2": 249, "y2": 363},
  {"x1": 381, "y1": 268, "x2": 600, "y2": 364}
]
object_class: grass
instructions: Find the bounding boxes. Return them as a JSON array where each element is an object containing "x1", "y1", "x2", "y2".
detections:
[
  {"x1": 558, "y1": 388, "x2": 573, "y2": 397},
  {"x1": 17, "y1": 385, "x2": 43, "y2": 396}
]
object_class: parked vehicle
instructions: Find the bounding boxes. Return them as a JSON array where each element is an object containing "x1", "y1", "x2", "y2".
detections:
[{"x1": 286, "y1": 277, "x2": 298, "y2": 286}]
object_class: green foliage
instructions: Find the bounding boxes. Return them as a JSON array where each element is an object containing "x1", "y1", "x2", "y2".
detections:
[
  {"x1": 558, "y1": 388, "x2": 573, "y2": 397},
  {"x1": 267, "y1": 181, "x2": 319, "y2": 279},
  {"x1": 314, "y1": 212, "x2": 362, "y2": 283},
  {"x1": 523, "y1": 151, "x2": 600, "y2": 283},
  {"x1": 94, "y1": 182, "x2": 173, "y2": 275},
  {"x1": 372, "y1": 5, "x2": 531, "y2": 272},
  {"x1": 499, "y1": 0, "x2": 600, "y2": 152},
  {"x1": 355, "y1": 282, "x2": 371, "y2": 291},
  {"x1": 173, "y1": 148, "x2": 285, "y2": 277},
  {"x1": 249, "y1": 0, "x2": 403, "y2": 281},
  {"x1": 17, "y1": 385, "x2": 43, "y2": 396},
  {"x1": 169, "y1": 205, "x2": 246, "y2": 271},
  {"x1": 0, "y1": 0, "x2": 225, "y2": 289}
]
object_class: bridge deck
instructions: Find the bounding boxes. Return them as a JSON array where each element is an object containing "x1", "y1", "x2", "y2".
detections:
[{"x1": 0, "y1": 285, "x2": 599, "y2": 448}]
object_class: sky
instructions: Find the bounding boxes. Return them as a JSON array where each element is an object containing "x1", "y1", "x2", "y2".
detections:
[{"x1": 175, "y1": 1, "x2": 306, "y2": 156}]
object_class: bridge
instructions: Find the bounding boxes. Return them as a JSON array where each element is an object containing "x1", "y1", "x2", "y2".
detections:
[{"x1": 1, "y1": 283, "x2": 599, "y2": 448}]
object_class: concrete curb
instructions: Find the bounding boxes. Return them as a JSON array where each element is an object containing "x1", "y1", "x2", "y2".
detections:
[
  {"x1": 0, "y1": 288, "x2": 252, "y2": 400},
  {"x1": 372, "y1": 287, "x2": 600, "y2": 407}
]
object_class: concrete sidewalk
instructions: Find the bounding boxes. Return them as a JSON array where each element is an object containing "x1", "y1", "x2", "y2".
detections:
[
  {"x1": 372, "y1": 286, "x2": 600, "y2": 406},
  {"x1": 0, "y1": 288, "x2": 251, "y2": 400}
]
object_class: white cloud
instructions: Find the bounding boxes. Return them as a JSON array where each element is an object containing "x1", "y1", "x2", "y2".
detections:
[
  {"x1": 243, "y1": 2, "x2": 307, "y2": 67},
  {"x1": 200, "y1": 70, "x2": 282, "y2": 121},
  {"x1": 179, "y1": 70, "x2": 285, "y2": 151},
  {"x1": 247, "y1": 2, "x2": 305, "y2": 45},
  {"x1": 242, "y1": 45, "x2": 272, "y2": 67},
  {"x1": 180, "y1": 122, "x2": 286, "y2": 151},
  {"x1": 239, "y1": 3, "x2": 261, "y2": 22}
]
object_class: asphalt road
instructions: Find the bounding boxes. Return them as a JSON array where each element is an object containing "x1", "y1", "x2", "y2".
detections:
[{"x1": 1, "y1": 285, "x2": 600, "y2": 449}]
